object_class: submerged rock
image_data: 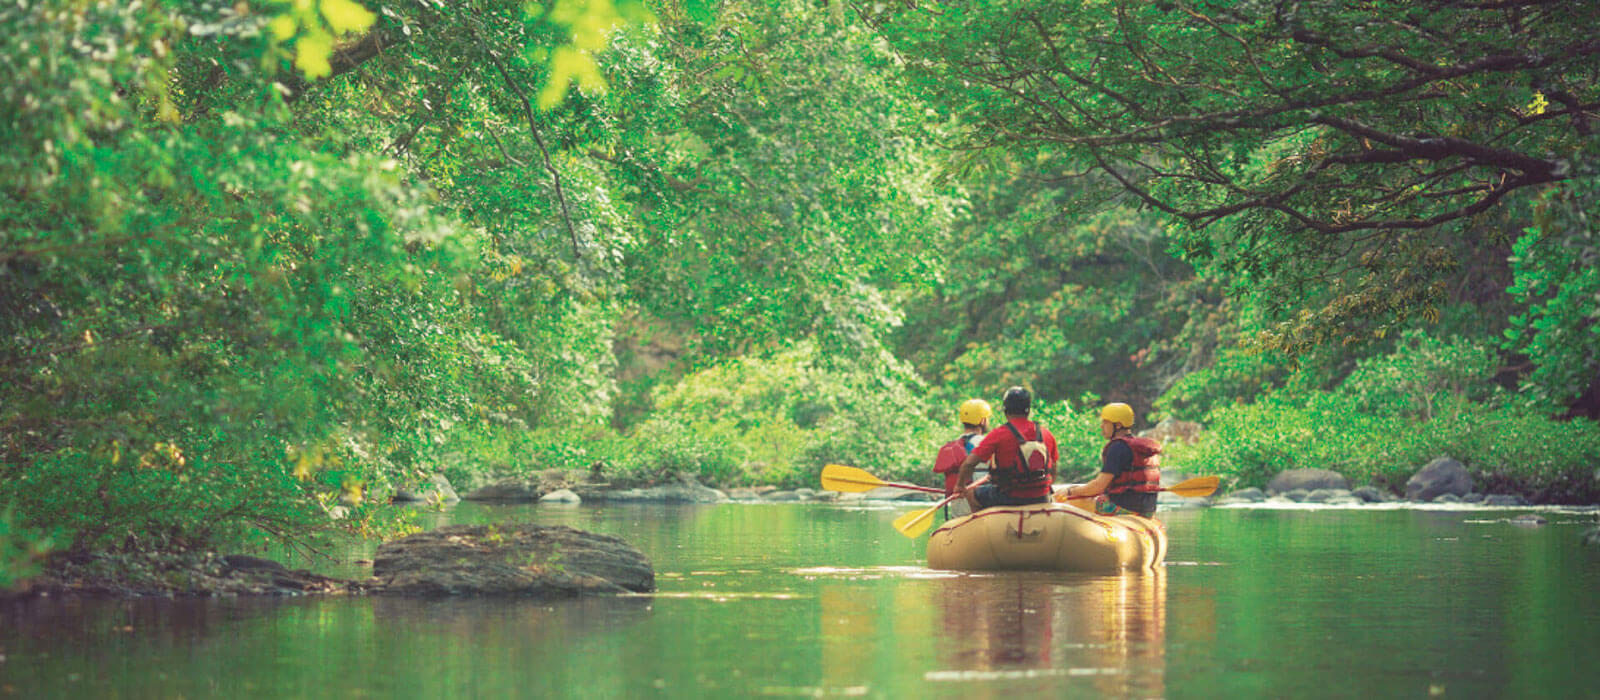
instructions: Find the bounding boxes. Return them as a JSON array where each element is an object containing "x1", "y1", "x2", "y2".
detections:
[
  {"x1": 1406, "y1": 458, "x2": 1473, "y2": 502},
  {"x1": 1267, "y1": 469, "x2": 1350, "y2": 494},
  {"x1": 372, "y1": 524, "x2": 654, "y2": 597},
  {"x1": 1510, "y1": 514, "x2": 1548, "y2": 527},
  {"x1": 1584, "y1": 527, "x2": 1600, "y2": 547}
]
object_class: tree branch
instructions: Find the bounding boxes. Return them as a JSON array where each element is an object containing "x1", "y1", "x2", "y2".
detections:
[{"x1": 477, "y1": 40, "x2": 583, "y2": 262}]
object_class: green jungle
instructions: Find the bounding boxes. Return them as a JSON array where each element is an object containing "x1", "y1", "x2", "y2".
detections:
[{"x1": 3, "y1": 0, "x2": 1598, "y2": 585}]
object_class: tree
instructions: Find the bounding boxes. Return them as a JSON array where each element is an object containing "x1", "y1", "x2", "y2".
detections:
[
  {"x1": 862, "y1": 0, "x2": 1600, "y2": 399},
  {"x1": 892, "y1": 154, "x2": 1211, "y2": 414},
  {"x1": 0, "y1": 0, "x2": 656, "y2": 549}
]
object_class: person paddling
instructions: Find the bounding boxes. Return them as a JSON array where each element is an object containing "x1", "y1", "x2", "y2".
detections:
[
  {"x1": 933, "y1": 398, "x2": 991, "y2": 518},
  {"x1": 956, "y1": 387, "x2": 1057, "y2": 511},
  {"x1": 1061, "y1": 402, "x2": 1162, "y2": 518}
]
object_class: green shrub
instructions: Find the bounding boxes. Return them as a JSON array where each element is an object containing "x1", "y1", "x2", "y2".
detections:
[
  {"x1": 609, "y1": 418, "x2": 750, "y2": 486},
  {"x1": 1338, "y1": 330, "x2": 1501, "y2": 420},
  {"x1": 1, "y1": 505, "x2": 56, "y2": 591},
  {"x1": 1169, "y1": 391, "x2": 1600, "y2": 501},
  {"x1": 603, "y1": 343, "x2": 942, "y2": 489}
]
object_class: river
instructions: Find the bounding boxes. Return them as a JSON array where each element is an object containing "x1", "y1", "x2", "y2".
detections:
[{"x1": 3, "y1": 503, "x2": 1598, "y2": 697}]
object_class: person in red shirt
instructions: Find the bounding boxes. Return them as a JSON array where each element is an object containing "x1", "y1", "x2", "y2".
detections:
[
  {"x1": 933, "y1": 398, "x2": 992, "y2": 498},
  {"x1": 956, "y1": 387, "x2": 1058, "y2": 510},
  {"x1": 933, "y1": 398, "x2": 992, "y2": 519}
]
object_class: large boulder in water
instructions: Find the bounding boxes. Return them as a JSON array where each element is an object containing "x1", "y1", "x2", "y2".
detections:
[
  {"x1": 1267, "y1": 469, "x2": 1350, "y2": 495},
  {"x1": 372, "y1": 524, "x2": 655, "y2": 596},
  {"x1": 1406, "y1": 457, "x2": 1473, "y2": 502}
]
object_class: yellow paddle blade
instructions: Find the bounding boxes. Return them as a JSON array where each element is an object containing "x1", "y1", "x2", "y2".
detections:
[
  {"x1": 1165, "y1": 475, "x2": 1220, "y2": 498},
  {"x1": 892, "y1": 502, "x2": 943, "y2": 538},
  {"x1": 820, "y1": 464, "x2": 888, "y2": 493},
  {"x1": 1051, "y1": 476, "x2": 1221, "y2": 501}
]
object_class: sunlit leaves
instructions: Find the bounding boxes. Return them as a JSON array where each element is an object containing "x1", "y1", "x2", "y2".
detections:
[
  {"x1": 265, "y1": 0, "x2": 376, "y2": 79},
  {"x1": 534, "y1": 0, "x2": 654, "y2": 108}
]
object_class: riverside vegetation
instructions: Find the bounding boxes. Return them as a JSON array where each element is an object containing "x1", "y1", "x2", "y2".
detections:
[{"x1": 3, "y1": 0, "x2": 1599, "y2": 589}]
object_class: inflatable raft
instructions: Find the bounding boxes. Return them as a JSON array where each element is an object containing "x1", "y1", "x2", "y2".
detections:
[{"x1": 926, "y1": 500, "x2": 1166, "y2": 572}]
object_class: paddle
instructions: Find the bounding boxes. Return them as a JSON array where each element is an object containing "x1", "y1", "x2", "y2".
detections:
[
  {"x1": 1052, "y1": 475, "x2": 1221, "y2": 503},
  {"x1": 893, "y1": 475, "x2": 989, "y2": 538},
  {"x1": 820, "y1": 464, "x2": 943, "y2": 495}
]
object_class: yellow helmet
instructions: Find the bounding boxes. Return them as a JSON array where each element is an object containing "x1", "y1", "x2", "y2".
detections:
[
  {"x1": 958, "y1": 399, "x2": 993, "y2": 426},
  {"x1": 1100, "y1": 402, "x2": 1135, "y2": 428}
]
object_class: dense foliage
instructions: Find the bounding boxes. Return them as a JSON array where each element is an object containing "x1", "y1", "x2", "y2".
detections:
[{"x1": 2, "y1": 0, "x2": 1597, "y2": 576}]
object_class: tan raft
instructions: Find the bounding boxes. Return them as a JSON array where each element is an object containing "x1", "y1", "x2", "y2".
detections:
[{"x1": 926, "y1": 500, "x2": 1167, "y2": 572}]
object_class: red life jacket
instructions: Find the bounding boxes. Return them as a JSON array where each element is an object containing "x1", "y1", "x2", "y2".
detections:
[
  {"x1": 933, "y1": 435, "x2": 976, "y2": 496},
  {"x1": 993, "y1": 420, "x2": 1051, "y2": 495},
  {"x1": 1104, "y1": 436, "x2": 1162, "y2": 494}
]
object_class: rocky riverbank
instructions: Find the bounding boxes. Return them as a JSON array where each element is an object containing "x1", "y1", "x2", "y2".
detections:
[
  {"x1": 15, "y1": 452, "x2": 1598, "y2": 600},
  {"x1": 11, "y1": 524, "x2": 655, "y2": 600}
]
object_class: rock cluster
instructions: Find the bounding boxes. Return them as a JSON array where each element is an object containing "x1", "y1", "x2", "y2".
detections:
[
  {"x1": 1209, "y1": 454, "x2": 1573, "y2": 511},
  {"x1": 370, "y1": 524, "x2": 654, "y2": 597},
  {"x1": 17, "y1": 551, "x2": 354, "y2": 598},
  {"x1": 1405, "y1": 458, "x2": 1473, "y2": 501},
  {"x1": 16, "y1": 525, "x2": 656, "y2": 600}
]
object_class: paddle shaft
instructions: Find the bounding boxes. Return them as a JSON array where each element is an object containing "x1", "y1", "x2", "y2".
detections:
[
  {"x1": 1054, "y1": 475, "x2": 1220, "y2": 502},
  {"x1": 895, "y1": 475, "x2": 989, "y2": 538},
  {"x1": 832, "y1": 476, "x2": 943, "y2": 494},
  {"x1": 819, "y1": 464, "x2": 944, "y2": 494}
]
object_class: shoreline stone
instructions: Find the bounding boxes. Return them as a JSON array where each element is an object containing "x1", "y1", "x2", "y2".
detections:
[
  {"x1": 13, "y1": 523, "x2": 656, "y2": 601},
  {"x1": 1407, "y1": 457, "x2": 1473, "y2": 502},
  {"x1": 13, "y1": 551, "x2": 356, "y2": 599},
  {"x1": 371, "y1": 524, "x2": 654, "y2": 597},
  {"x1": 601, "y1": 474, "x2": 726, "y2": 503},
  {"x1": 1267, "y1": 469, "x2": 1350, "y2": 494}
]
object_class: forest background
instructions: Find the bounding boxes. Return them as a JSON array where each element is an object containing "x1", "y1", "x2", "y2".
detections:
[{"x1": 3, "y1": 0, "x2": 1598, "y2": 579}]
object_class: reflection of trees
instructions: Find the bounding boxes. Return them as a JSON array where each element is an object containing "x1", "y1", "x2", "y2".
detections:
[
  {"x1": 371, "y1": 595, "x2": 652, "y2": 646},
  {"x1": 935, "y1": 570, "x2": 1168, "y2": 695},
  {"x1": 371, "y1": 596, "x2": 654, "y2": 696}
]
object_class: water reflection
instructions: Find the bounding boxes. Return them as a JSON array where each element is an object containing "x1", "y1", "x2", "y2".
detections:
[{"x1": 931, "y1": 569, "x2": 1167, "y2": 695}]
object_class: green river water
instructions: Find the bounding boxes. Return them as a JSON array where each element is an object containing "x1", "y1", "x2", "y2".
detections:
[{"x1": 4, "y1": 503, "x2": 1599, "y2": 698}]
